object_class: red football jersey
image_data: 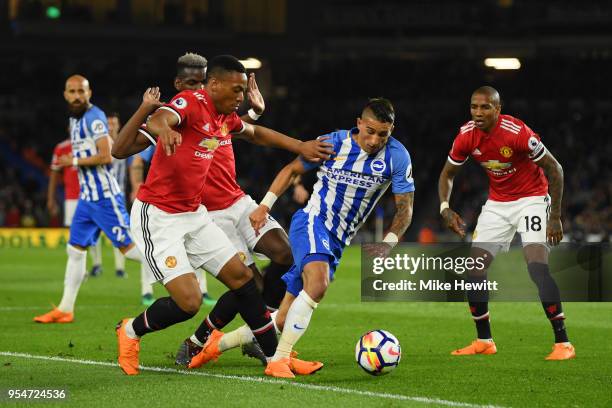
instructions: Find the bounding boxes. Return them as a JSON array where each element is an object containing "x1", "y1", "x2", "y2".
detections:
[
  {"x1": 137, "y1": 89, "x2": 244, "y2": 213},
  {"x1": 51, "y1": 139, "x2": 80, "y2": 200},
  {"x1": 448, "y1": 114, "x2": 548, "y2": 202},
  {"x1": 200, "y1": 135, "x2": 245, "y2": 211}
]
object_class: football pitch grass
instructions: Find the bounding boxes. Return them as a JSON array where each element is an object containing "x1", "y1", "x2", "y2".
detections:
[{"x1": 1, "y1": 246, "x2": 611, "y2": 407}]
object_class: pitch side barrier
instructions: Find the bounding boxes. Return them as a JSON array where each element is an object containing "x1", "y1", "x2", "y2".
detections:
[
  {"x1": 0, "y1": 228, "x2": 112, "y2": 249},
  {"x1": 361, "y1": 243, "x2": 611, "y2": 302}
]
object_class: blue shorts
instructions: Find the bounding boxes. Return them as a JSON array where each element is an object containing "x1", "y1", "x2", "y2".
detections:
[
  {"x1": 69, "y1": 195, "x2": 132, "y2": 248},
  {"x1": 282, "y1": 210, "x2": 345, "y2": 297}
]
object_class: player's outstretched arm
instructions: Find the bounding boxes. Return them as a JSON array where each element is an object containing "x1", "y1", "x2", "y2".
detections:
[
  {"x1": 388, "y1": 192, "x2": 415, "y2": 239},
  {"x1": 58, "y1": 136, "x2": 112, "y2": 168},
  {"x1": 363, "y1": 192, "x2": 415, "y2": 258},
  {"x1": 535, "y1": 151, "x2": 564, "y2": 245},
  {"x1": 146, "y1": 109, "x2": 181, "y2": 156},
  {"x1": 235, "y1": 123, "x2": 334, "y2": 162},
  {"x1": 438, "y1": 161, "x2": 467, "y2": 238},
  {"x1": 249, "y1": 157, "x2": 308, "y2": 234},
  {"x1": 112, "y1": 87, "x2": 162, "y2": 159}
]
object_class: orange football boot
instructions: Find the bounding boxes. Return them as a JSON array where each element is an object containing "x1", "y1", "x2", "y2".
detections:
[
  {"x1": 188, "y1": 329, "x2": 224, "y2": 369},
  {"x1": 116, "y1": 319, "x2": 140, "y2": 375},
  {"x1": 451, "y1": 339, "x2": 497, "y2": 356},
  {"x1": 545, "y1": 343, "x2": 576, "y2": 360},
  {"x1": 33, "y1": 307, "x2": 73, "y2": 323},
  {"x1": 289, "y1": 351, "x2": 323, "y2": 375},
  {"x1": 265, "y1": 358, "x2": 295, "y2": 378}
]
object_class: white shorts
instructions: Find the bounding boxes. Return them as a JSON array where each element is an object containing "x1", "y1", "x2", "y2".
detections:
[
  {"x1": 472, "y1": 195, "x2": 550, "y2": 256},
  {"x1": 64, "y1": 199, "x2": 78, "y2": 227},
  {"x1": 208, "y1": 195, "x2": 283, "y2": 266},
  {"x1": 130, "y1": 199, "x2": 237, "y2": 285}
]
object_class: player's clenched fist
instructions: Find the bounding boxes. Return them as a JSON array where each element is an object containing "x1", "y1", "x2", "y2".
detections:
[
  {"x1": 299, "y1": 136, "x2": 335, "y2": 162},
  {"x1": 158, "y1": 128, "x2": 182, "y2": 156},
  {"x1": 441, "y1": 208, "x2": 467, "y2": 238},
  {"x1": 250, "y1": 204, "x2": 269, "y2": 236}
]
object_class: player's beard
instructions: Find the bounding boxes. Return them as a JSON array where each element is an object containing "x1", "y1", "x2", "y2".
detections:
[{"x1": 67, "y1": 101, "x2": 87, "y2": 117}]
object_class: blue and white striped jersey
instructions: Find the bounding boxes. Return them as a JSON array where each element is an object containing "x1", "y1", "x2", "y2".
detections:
[
  {"x1": 69, "y1": 105, "x2": 122, "y2": 201},
  {"x1": 302, "y1": 128, "x2": 415, "y2": 245}
]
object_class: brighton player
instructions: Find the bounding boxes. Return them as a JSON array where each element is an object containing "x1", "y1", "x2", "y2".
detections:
[
  {"x1": 34, "y1": 75, "x2": 150, "y2": 324},
  {"x1": 236, "y1": 98, "x2": 414, "y2": 378},
  {"x1": 87, "y1": 112, "x2": 127, "y2": 279},
  {"x1": 438, "y1": 86, "x2": 574, "y2": 360},
  {"x1": 114, "y1": 55, "x2": 330, "y2": 376}
]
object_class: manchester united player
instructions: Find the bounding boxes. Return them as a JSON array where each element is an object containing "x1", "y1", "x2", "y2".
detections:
[
  {"x1": 112, "y1": 53, "x2": 322, "y2": 366},
  {"x1": 47, "y1": 139, "x2": 80, "y2": 226},
  {"x1": 115, "y1": 55, "x2": 330, "y2": 376},
  {"x1": 438, "y1": 86, "x2": 574, "y2": 360}
]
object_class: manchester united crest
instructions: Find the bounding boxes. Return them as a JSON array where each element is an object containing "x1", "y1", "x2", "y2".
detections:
[
  {"x1": 499, "y1": 146, "x2": 513, "y2": 158},
  {"x1": 220, "y1": 122, "x2": 229, "y2": 136},
  {"x1": 165, "y1": 256, "x2": 177, "y2": 268}
]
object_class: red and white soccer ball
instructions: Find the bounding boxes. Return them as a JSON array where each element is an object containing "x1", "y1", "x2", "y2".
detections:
[{"x1": 355, "y1": 329, "x2": 401, "y2": 376}]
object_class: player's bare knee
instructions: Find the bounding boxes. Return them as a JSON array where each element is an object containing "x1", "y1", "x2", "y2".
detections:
[{"x1": 178, "y1": 293, "x2": 202, "y2": 315}]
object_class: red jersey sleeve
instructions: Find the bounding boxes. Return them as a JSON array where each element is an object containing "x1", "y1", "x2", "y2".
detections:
[
  {"x1": 448, "y1": 130, "x2": 472, "y2": 165},
  {"x1": 515, "y1": 122, "x2": 546, "y2": 162},
  {"x1": 226, "y1": 112, "x2": 245, "y2": 134},
  {"x1": 158, "y1": 91, "x2": 198, "y2": 126},
  {"x1": 50, "y1": 144, "x2": 61, "y2": 171}
]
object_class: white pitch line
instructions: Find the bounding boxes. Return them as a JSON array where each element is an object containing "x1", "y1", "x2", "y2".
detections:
[{"x1": 0, "y1": 351, "x2": 504, "y2": 408}]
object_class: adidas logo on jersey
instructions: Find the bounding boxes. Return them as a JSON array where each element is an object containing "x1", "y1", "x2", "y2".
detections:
[
  {"x1": 472, "y1": 148, "x2": 482, "y2": 156},
  {"x1": 202, "y1": 123, "x2": 210, "y2": 132}
]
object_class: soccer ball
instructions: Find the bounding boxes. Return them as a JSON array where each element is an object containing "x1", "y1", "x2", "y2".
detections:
[{"x1": 355, "y1": 329, "x2": 401, "y2": 376}]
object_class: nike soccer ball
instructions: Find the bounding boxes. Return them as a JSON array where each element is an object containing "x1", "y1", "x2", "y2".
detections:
[{"x1": 355, "y1": 329, "x2": 401, "y2": 376}]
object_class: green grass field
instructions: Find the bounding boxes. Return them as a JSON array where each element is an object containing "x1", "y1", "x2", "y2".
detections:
[{"x1": 1, "y1": 246, "x2": 611, "y2": 407}]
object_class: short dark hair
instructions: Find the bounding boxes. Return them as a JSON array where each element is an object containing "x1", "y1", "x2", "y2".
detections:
[
  {"x1": 206, "y1": 55, "x2": 246, "y2": 82},
  {"x1": 362, "y1": 97, "x2": 395, "y2": 124},
  {"x1": 107, "y1": 112, "x2": 120, "y2": 120},
  {"x1": 176, "y1": 52, "x2": 207, "y2": 79}
]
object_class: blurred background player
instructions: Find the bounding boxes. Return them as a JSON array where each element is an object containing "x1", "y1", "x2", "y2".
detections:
[
  {"x1": 190, "y1": 98, "x2": 415, "y2": 378},
  {"x1": 47, "y1": 138, "x2": 79, "y2": 225},
  {"x1": 438, "y1": 86, "x2": 574, "y2": 360},
  {"x1": 34, "y1": 75, "x2": 151, "y2": 323},
  {"x1": 87, "y1": 112, "x2": 128, "y2": 279}
]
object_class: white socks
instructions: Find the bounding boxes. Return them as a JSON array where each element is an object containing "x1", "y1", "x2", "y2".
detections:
[
  {"x1": 89, "y1": 239, "x2": 102, "y2": 266},
  {"x1": 219, "y1": 325, "x2": 254, "y2": 352},
  {"x1": 125, "y1": 318, "x2": 139, "y2": 339},
  {"x1": 272, "y1": 290, "x2": 317, "y2": 361},
  {"x1": 212, "y1": 311, "x2": 281, "y2": 352},
  {"x1": 113, "y1": 247, "x2": 125, "y2": 271},
  {"x1": 58, "y1": 245, "x2": 88, "y2": 313}
]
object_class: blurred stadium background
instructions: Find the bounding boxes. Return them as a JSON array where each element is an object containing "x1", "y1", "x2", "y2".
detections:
[{"x1": 0, "y1": 0, "x2": 610, "y2": 245}]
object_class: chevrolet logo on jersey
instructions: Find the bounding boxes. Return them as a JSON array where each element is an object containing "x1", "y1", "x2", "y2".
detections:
[
  {"x1": 481, "y1": 160, "x2": 512, "y2": 171},
  {"x1": 199, "y1": 137, "x2": 220, "y2": 152}
]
